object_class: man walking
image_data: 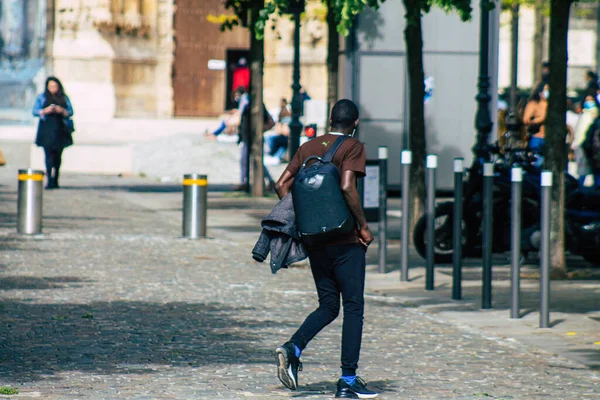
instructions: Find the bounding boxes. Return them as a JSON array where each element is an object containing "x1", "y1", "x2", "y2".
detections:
[{"x1": 273, "y1": 99, "x2": 377, "y2": 399}]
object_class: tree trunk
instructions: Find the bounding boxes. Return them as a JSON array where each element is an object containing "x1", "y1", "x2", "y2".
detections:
[
  {"x1": 326, "y1": 0, "x2": 339, "y2": 126},
  {"x1": 533, "y1": 0, "x2": 545, "y2": 83},
  {"x1": 250, "y1": 0, "x2": 265, "y2": 197},
  {"x1": 403, "y1": 0, "x2": 426, "y2": 233},
  {"x1": 544, "y1": 0, "x2": 572, "y2": 277}
]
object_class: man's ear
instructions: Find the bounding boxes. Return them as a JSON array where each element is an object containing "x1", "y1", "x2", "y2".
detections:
[
  {"x1": 354, "y1": 119, "x2": 359, "y2": 128},
  {"x1": 329, "y1": 118, "x2": 333, "y2": 126}
]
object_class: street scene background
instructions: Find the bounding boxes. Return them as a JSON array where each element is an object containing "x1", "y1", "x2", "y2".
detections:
[{"x1": 1, "y1": 0, "x2": 600, "y2": 399}]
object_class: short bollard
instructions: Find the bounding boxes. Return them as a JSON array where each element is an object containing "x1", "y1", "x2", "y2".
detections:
[
  {"x1": 182, "y1": 174, "x2": 208, "y2": 238},
  {"x1": 425, "y1": 154, "x2": 437, "y2": 291},
  {"x1": 540, "y1": 171, "x2": 552, "y2": 328},
  {"x1": 378, "y1": 147, "x2": 388, "y2": 274},
  {"x1": 17, "y1": 169, "x2": 44, "y2": 235},
  {"x1": 510, "y1": 167, "x2": 523, "y2": 319},
  {"x1": 452, "y1": 158, "x2": 464, "y2": 300},
  {"x1": 400, "y1": 150, "x2": 412, "y2": 282},
  {"x1": 482, "y1": 163, "x2": 494, "y2": 309}
]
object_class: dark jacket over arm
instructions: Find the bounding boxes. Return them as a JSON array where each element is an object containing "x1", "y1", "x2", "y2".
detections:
[{"x1": 252, "y1": 194, "x2": 308, "y2": 274}]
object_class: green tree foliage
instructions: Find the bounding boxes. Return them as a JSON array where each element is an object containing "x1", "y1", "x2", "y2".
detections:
[{"x1": 218, "y1": 0, "x2": 386, "y2": 39}]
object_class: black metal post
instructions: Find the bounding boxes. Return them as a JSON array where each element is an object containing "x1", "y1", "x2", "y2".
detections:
[
  {"x1": 378, "y1": 147, "x2": 388, "y2": 274},
  {"x1": 425, "y1": 155, "x2": 437, "y2": 291},
  {"x1": 452, "y1": 158, "x2": 464, "y2": 300},
  {"x1": 510, "y1": 167, "x2": 522, "y2": 319},
  {"x1": 482, "y1": 162, "x2": 494, "y2": 309},
  {"x1": 400, "y1": 150, "x2": 411, "y2": 282},
  {"x1": 473, "y1": 0, "x2": 494, "y2": 162},
  {"x1": 288, "y1": 7, "x2": 303, "y2": 159}
]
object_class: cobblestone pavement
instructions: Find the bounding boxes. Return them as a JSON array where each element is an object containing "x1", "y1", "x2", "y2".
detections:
[{"x1": 0, "y1": 173, "x2": 599, "y2": 399}]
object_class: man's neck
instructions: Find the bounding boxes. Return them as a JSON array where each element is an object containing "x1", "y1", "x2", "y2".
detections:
[{"x1": 329, "y1": 128, "x2": 353, "y2": 136}]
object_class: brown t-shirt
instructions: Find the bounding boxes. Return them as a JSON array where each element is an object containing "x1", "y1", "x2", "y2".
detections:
[{"x1": 285, "y1": 133, "x2": 366, "y2": 246}]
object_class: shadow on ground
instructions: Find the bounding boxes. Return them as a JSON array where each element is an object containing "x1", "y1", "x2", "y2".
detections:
[
  {"x1": 0, "y1": 276, "x2": 87, "y2": 290},
  {"x1": 0, "y1": 300, "x2": 295, "y2": 382},
  {"x1": 569, "y1": 349, "x2": 600, "y2": 370},
  {"x1": 59, "y1": 183, "x2": 237, "y2": 193},
  {"x1": 290, "y1": 379, "x2": 400, "y2": 398}
]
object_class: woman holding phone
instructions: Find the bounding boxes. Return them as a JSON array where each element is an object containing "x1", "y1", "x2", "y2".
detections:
[{"x1": 32, "y1": 77, "x2": 74, "y2": 189}]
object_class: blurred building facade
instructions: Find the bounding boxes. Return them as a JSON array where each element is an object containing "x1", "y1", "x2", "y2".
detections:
[
  {"x1": 0, "y1": 0, "x2": 332, "y2": 122},
  {"x1": 6, "y1": 1, "x2": 599, "y2": 123},
  {"x1": 0, "y1": 0, "x2": 330, "y2": 122}
]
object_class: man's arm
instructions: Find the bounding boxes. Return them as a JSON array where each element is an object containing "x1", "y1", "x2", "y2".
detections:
[
  {"x1": 341, "y1": 170, "x2": 374, "y2": 247},
  {"x1": 275, "y1": 170, "x2": 295, "y2": 199}
]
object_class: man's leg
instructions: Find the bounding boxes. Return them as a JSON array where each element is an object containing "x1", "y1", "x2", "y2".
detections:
[
  {"x1": 212, "y1": 120, "x2": 227, "y2": 136},
  {"x1": 277, "y1": 247, "x2": 340, "y2": 390},
  {"x1": 290, "y1": 247, "x2": 340, "y2": 352},
  {"x1": 240, "y1": 142, "x2": 248, "y2": 185},
  {"x1": 594, "y1": 171, "x2": 600, "y2": 188},
  {"x1": 267, "y1": 135, "x2": 277, "y2": 155},
  {"x1": 332, "y1": 244, "x2": 366, "y2": 378}
]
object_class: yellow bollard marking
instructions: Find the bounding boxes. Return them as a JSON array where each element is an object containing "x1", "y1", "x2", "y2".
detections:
[
  {"x1": 18, "y1": 174, "x2": 44, "y2": 182},
  {"x1": 183, "y1": 179, "x2": 208, "y2": 186},
  {"x1": 566, "y1": 332, "x2": 577, "y2": 336}
]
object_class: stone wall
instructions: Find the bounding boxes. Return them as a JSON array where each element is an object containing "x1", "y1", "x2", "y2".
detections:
[{"x1": 51, "y1": 0, "x2": 173, "y2": 120}]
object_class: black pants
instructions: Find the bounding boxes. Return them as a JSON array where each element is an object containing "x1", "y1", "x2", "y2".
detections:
[
  {"x1": 44, "y1": 148, "x2": 63, "y2": 180},
  {"x1": 290, "y1": 243, "x2": 366, "y2": 376}
]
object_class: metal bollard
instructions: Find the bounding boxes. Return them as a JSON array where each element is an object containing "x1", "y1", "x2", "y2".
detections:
[
  {"x1": 510, "y1": 167, "x2": 523, "y2": 319},
  {"x1": 182, "y1": 174, "x2": 208, "y2": 238},
  {"x1": 482, "y1": 163, "x2": 494, "y2": 309},
  {"x1": 400, "y1": 150, "x2": 412, "y2": 282},
  {"x1": 17, "y1": 169, "x2": 44, "y2": 235},
  {"x1": 452, "y1": 158, "x2": 464, "y2": 300},
  {"x1": 540, "y1": 171, "x2": 552, "y2": 328},
  {"x1": 378, "y1": 147, "x2": 388, "y2": 274},
  {"x1": 425, "y1": 154, "x2": 437, "y2": 291}
]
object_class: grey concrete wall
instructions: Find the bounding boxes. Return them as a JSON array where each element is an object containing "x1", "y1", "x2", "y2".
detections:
[{"x1": 341, "y1": 1, "x2": 482, "y2": 189}]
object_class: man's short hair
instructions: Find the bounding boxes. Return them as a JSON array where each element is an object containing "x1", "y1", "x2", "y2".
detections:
[{"x1": 330, "y1": 99, "x2": 359, "y2": 129}]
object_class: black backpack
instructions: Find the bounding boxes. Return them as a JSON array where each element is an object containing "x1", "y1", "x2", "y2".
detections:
[{"x1": 292, "y1": 136, "x2": 355, "y2": 242}]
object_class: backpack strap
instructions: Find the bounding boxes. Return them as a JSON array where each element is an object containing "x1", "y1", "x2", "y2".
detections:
[{"x1": 322, "y1": 135, "x2": 349, "y2": 163}]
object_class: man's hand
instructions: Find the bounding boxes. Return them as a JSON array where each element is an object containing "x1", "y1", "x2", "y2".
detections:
[{"x1": 358, "y1": 225, "x2": 374, "y2": 248}]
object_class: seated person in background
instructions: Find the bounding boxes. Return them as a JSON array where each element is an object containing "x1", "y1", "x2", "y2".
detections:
[
  {"x1": 523, "y1": 82, "x2": 548, "y2": 156},
  {"x1": 205, "y1": 87, "x2": 248, "y2": 140},
  {"x1": 265, "y1": 98, "x2": 291, "y2": 165}
]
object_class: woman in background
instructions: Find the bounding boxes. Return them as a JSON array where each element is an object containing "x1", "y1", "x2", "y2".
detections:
[
  {"x1": 32, "y1": 77, "x2": 74, "y2": 189},
  {"x1": 523, "y1": 82, "x2": 548, "y2": 160},
  {"x1": 572, "y1": 93, "x2": 600, "y2": 186}
]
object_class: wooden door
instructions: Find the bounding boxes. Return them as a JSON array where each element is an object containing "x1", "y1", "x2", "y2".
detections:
[{"x1": 173, "y1": 0, "x2": 249, "y2": 117}]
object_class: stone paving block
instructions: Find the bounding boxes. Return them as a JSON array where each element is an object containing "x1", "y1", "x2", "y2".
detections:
[{"x1": 0, "y1": 174, "x2": 598, "y2": 399}]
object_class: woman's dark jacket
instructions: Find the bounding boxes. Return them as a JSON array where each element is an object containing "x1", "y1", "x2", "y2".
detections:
[{"x1": 32, "y1": 93, "x2": 74, "y2": 149}]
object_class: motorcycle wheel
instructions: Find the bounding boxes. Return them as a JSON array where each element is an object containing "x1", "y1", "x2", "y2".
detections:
[
  {"x1": 581, "y1": 252, "x2": 600, "y2": 267},
  {"x1": 413, "y1": 202, "x2": 469, "y2": 264}
]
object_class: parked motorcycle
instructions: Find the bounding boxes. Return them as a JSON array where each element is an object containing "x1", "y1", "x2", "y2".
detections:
[{"x1": 412, "y1": 142, "x2": 600, "y2": 266}]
